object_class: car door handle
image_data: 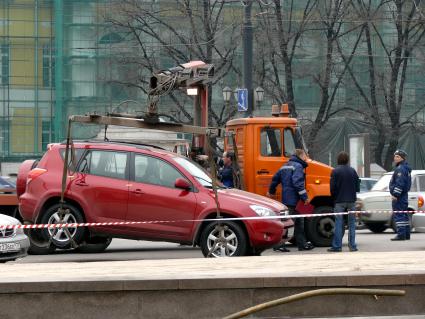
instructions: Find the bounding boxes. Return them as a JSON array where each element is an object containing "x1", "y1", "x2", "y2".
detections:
[
  {"x1": 257, "y1": 169, "x2": 270, "y2": 175},
  {"x1": 131, "y1": 189, "x2": 145, "y2": 195},
  {"x1": 75, "y1": 181, "x2": 88, "y2": 186}
]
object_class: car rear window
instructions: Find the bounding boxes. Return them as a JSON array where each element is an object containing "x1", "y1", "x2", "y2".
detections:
[{"x1": 60, "y1": 148, "x2": 85, "y2": 170}]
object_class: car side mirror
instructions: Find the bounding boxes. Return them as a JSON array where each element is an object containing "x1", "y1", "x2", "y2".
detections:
[{"x1": 175, "y1": 178, "x2": 191, "y2": 190}]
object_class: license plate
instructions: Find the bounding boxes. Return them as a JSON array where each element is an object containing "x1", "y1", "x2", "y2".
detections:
[{"x1": 0, "y1": 243, "x2": 20, "y2": 253}]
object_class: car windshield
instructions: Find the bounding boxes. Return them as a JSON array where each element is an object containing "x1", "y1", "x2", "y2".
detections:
[
  {"x1": 173, "y1": 156, "x2": 217, "y2": 188},
  {"x1": 371, "y1": 174, "x2": 392, "y2": 191}
]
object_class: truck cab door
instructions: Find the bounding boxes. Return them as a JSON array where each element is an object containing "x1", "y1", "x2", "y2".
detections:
[{"x1": 254, "y1": 127, "x2": 296, "y2": 198}]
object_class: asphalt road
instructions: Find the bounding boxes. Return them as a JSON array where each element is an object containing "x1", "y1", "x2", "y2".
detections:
[{"x1": 12, "y1": 229, "x2": 425, "y2": 264}]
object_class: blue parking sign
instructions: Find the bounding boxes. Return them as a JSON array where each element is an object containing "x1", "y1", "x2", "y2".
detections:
[{"x1": 237, "y1": 89, "x2": 248, "y2": 112}]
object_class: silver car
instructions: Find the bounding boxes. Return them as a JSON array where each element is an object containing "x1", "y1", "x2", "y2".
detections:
[
  {"x1": 0, "y1": 214, "x2": 30, "y2": 262},
  {"x1": 357, "y1": 171, "x2": 425, "y2": 233}
]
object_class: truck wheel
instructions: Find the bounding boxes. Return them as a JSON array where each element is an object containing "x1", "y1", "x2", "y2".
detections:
[
  {"x1": 76, "y1": 237, "x2": 112, "y2": 253},
  {"x1": 306, "y1": 206, "x2": 334, "y2": 247},
  {"x1": 200, "y1": 221, "x2": 247, "y2": 257},
  {"x1": 25, "y1": 228, "x2": 56, "y2": 255},
  {"x1": 366, "y1": 223, "x2": 388, "y2": 233},
  {"x1": 41, "y1": 203, "x2": 86, "y2": 249}
]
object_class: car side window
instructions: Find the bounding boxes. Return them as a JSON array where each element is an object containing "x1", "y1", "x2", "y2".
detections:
[
  {"x1": 416, "y1": 175, "x2": 425, "y2": 191},
  {"x1": 79, "y1": 150, "x2": 128, "y2": 180},
  {"x1": 134, "y1": 155, "x2": 185, "y2": 188},
  {"x1": 410, "y1": 177, "x2": 417, "y2": 192}
]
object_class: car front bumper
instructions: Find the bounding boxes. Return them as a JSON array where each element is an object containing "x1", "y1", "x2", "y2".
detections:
[
  {"x1": 0, "y1": 233, "x2": 30, "y2": 262},
  {"x1": 413, "y1": 212, "x2": 425, "y2": 232}
]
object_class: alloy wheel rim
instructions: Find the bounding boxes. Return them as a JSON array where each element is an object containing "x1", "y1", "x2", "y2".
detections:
[
  {"x1": 47, "y1": 211, "x2": 78, "y2": 243},
  {"x1": 206, "y1": 227, "x2": 238, "y2": 257}
]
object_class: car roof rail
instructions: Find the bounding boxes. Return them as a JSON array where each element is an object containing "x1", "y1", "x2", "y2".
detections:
[{"x1": 60, "y1": 139, "x2": 167, "y2": 150}]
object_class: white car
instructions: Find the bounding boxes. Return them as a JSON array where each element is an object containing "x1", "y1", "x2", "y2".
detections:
[
  {"x1": 0, "y1": 214, "x2": 30, "y2": 262},
  {"x1": 357, "y1": 170, "x2": 425, "y2": 233},
  {"x1": 413, "y1": 212, "x2": 425, "y2": 232}
]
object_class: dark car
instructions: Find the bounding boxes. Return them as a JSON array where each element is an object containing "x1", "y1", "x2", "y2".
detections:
[
  {"x1": 18, "y1": 141, "x2": 288, "y2": 257},
  {"x1": 0, "y1": 176, "x2": 19, "y2": 218}
]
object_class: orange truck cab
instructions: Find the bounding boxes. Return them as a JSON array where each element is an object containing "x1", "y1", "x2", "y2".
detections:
[{"x1": 225, "y1": 104, "x2": 335, "y2": 246}]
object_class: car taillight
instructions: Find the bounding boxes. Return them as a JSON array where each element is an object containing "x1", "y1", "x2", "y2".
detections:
[
  {"x1": 27, "y1": 168, "x2": 47, "y2": 184},
  {"x1": 418, "y1": 195, "x2": 424, "y2": 208}
]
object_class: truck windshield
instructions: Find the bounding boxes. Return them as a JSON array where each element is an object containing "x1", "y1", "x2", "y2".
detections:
[{"x1": 295, "y1": 127, "x2": 309, "y2": 154}]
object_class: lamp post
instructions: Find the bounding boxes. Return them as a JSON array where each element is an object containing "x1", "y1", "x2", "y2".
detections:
[
  {"x1": 242, "y1": 1, "x2": 254, "y2": 117},
  {"x1": 254, "y1": 86, "x2": 264, "y2": 110}
]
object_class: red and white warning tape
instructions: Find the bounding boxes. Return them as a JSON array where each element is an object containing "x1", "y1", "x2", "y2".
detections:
[{"x1": 0, "y1": 209, "x2": 423, "y2": 230}]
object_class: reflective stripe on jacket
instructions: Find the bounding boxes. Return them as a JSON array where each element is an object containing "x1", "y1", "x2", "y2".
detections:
[{"x1": 268, "y1": 155, "x2": 308, "y2": 206}]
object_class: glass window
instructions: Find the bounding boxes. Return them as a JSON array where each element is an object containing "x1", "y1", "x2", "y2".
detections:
[
  {"x1": 417, "y1": 175, "x2": 425, "y2": 191},
  {"x1": 42, "y1": 44, "x2": 55, "y2": 88},
  {"x1": 0, "y1": 44, "x2": 9, "y2": 85},
  {"x1": 283, "y1": 128, "x2": 296, "y2": 157},
  {"x1": 372, "y1": 174, "x2": 392, "y2": 191},
  {"x1": 79, "y1": 150, "x2": 128, "y2": 180},
  {"x1": 135, "y1": 155, "x2": 185, "y2": 188},
  {"x1": 173, "y1": 156, "x2": 212, "y2": 188},
  {"x1": 410, "y1": 177, "x2": 417, "y2": 192},
  {"x1": 260, "y1": 128, "x2": 281, "y2": 157}
]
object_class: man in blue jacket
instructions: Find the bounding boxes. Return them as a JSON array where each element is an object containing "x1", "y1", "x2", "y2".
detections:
[
  {"x1": 390, "y1": 149, "x2": 412, "y2": 241},
  {"x1": 267, "y1": 149, "x2": 314, "y2": 251},
  {"x1": 328, "y1": 151, "x2": 360, "y2": 252},
  {"x1": 218, "y1": 151, "x2": 234, "y2": 188}
]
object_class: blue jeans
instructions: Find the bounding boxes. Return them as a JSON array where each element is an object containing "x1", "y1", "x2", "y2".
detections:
[{"x1": 332, "y1": 202, "x2": 357, "y2": 250}]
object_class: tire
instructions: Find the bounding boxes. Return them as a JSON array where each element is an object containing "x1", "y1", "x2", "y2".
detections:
[
  {"x1": 76, "y1": 237, "x2": 112, "y2": 253},
  {"x1": 366, "y1": 223, "x2": 388, "y2": 233},
  {"x1": 40, "y1": 203, "x2": 86, "y2": 249},
  {"x1": 25, "y1": 228, "x2": 56, "y2": 255},
  {"x1": 200, "y1": 221, "x2": 248, "y2": 257},
  {"x1": 305, "y1": 206, "x2": 335, "y2": 247}
]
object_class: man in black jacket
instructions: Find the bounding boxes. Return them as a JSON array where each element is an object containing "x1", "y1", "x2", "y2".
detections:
[{"x1": 328, "y1": 151, "x2": 360, "y2": 252}]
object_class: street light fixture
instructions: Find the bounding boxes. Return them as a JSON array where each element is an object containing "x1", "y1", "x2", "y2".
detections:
[
  {"x1": 222, "y1": 86, "x2": 232, "y2": 102},
  {"x1": 233, "y1": 88, "x2": 239, "y2": 101},
  {"x1": 254, "y1": 86, "x2": 264, "y2": 103}
]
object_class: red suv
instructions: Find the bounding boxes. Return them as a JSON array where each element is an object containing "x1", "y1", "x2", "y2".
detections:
[{"x1": 18, "y1": 141, "x2": 290, "y2": 257}]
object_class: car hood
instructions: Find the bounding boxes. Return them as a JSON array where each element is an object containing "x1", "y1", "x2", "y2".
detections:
[
  {"x1": 217, "y1": 188, "x2": 286, "y2": 212},
  {"x1": 0, "y1": 213, "x2": 21, "y2": 225}
]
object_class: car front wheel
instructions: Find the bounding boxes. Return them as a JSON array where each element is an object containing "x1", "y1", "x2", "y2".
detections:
[
  {"x1": 41, "y1": 203, "x2": 86, "y2": 249},
  {"x1": 200, "y1": 221, "x2": 247, "y2": 257}
]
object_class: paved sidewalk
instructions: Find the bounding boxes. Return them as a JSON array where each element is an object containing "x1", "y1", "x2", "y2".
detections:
[{"x1": 2, "y1": 251, "x2": 425, "y2": 284}]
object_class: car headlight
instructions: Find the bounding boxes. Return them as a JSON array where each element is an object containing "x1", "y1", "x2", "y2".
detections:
[
  {"x1": 250, "y1": 205, "x2": 277, "y2": 217},
  {"x1": 15, "y1": 227, "x2": 24, "y2": 235}
]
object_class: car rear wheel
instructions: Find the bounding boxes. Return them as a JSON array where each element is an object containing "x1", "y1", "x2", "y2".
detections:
[
  {"x1": 366, "y1": 223, "x2": 387, "y2": 233},
  {"x1": 76, "y1": 237, "x2": 112, "y2": 253},
  {"x1": 200, "y1": 221, "x2": 247, "y2": 257},
  {"x1": 41, "y1": 203, "x2": 86, "y2": 249},
  {"x1": 305, "y1": 206, "x2": 334, "y2": 247}
]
